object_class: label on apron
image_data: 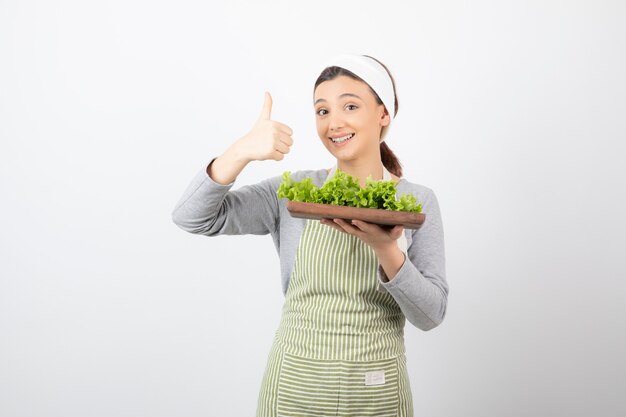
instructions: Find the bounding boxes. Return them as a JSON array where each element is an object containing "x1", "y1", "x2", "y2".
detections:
[{"x1": 364, "y1": 370, "x2": 386, "y2": 386}]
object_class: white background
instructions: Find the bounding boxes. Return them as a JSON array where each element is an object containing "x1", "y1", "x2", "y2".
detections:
[{"x1": 1, "y1": 1, "x2": 625, "y2": 416}]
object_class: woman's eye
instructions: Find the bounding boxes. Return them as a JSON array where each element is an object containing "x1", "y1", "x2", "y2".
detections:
[
  {"x1": 317, "y1": 109, "x2": 328, "y2": 116},
  {"x1": 346, "y1": 104, "x2": 358, "y2": 110}
]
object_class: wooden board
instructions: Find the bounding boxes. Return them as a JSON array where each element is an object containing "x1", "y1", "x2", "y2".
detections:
[{"x1": 286, "y1": 201, "x2": 425, "y2": 230}]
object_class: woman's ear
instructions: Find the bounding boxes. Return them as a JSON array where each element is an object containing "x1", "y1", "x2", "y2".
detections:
[{"x1": 380, "y1": 108, "x2": 391, "y2": 127}]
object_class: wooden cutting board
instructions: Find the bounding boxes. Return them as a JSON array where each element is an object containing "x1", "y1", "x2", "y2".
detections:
[{"x1": 286, "y1": 201, "x2": 425, "y2": 230}]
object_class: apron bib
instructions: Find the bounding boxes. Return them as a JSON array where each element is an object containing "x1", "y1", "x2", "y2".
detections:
[{"x1": 257, "y1": 167, "x2": 414, "y2": 417}]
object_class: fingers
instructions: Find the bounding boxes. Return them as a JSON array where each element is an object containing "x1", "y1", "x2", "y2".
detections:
[
  {"x1": 270, "y1": 150, "x2": 285, "y2": 161},
  {"x1": 324, "y1": 219, "x2": 403, "y2": 239},
  {"x1": 348, "y1": 219, "x2": 390, "y2": 236},
  {"x1": 274, "y1": 140, "x2": 291, "y2": 155},
  {"x1": 259, "y1": 93, "x2": 292, "y2": 133},
  {"x1": 320, "y1": 218, "x2": 363, "y2": 235},
  {"x1": 272, "y1": 120, "x2": 293, "y2": 136},
  {"x1": 275, "y1": 130, "x2": 294, "y2": 146},
  {"x1": 320, "y1": 218, "x2": 344, "y2": 233},
  {"x1": 352, "y1": 220, "x2": 402, "y2": 235},
  {"x1": 330, "y1": 218, "x2": 360, "y2": 235},
  {"x1": 259, "y1": 91, "x2": 272, "y2": 120},
  {"x1": 260, "y1": 93, "x2": 294, "y2": 144},
  {"x1": 350, "y1": 219, "x2": 374, "y2": 233},
  {"x1": 389, "y1": 225, "x2": 405, "y2": 239},
  {"x1": 252, "y1": 92, "x2": 294, "y2": 161}
]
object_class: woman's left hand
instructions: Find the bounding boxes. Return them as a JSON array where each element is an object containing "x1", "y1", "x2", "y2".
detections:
[{"x1": 320, "y1": 218, "x2": 403, "y2": 252}]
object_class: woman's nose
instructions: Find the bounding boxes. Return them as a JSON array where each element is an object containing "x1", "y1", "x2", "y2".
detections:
[{"x1": 328, "y1": 113, "x2": 345, "y2": 131}]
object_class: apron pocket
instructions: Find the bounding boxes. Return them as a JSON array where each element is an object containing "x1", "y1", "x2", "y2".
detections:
[
  {"x1": 276, "y1": 353, "x2": 400, "y2": 417},
  {"x1": 337, "y1": 356, "x2": 400, "y2": 417},
  {"x1": 277, "y1": 352, "x2": 341, "y2": 416}
]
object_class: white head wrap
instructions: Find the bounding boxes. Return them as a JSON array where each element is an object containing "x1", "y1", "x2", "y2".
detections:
[{"x1": 321, "y1": 54, "x2": 396, "y2": 142}]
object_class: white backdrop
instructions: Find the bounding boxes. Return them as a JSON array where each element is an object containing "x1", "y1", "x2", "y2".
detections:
[{"x1": 1, "y1": 1, "x2": 625, "y2": 416}]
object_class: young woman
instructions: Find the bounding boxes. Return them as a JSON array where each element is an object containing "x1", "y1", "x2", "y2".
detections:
[{"x1": 172, "y1": 54, "x2": 448, "y2": 417}]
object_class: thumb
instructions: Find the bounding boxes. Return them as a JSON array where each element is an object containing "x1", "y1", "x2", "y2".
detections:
[{"x1": 259, "y1": 91, "x2": 272, "y2": 120}]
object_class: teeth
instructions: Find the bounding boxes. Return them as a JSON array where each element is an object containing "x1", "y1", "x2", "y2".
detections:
[{"x1": 331, "y1": 133, "x2": 354, "y2": 143}]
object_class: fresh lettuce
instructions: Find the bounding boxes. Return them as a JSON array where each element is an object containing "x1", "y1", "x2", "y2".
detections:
[{"x1": 277, "y1": 168, "x2": 422, "y2": 213}]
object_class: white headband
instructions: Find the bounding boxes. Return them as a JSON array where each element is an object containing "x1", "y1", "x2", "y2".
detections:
[{"x1": 322, "y1": 54, "x2": 396, "y2": 142}]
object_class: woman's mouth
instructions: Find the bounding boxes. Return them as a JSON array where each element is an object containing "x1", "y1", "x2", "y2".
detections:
[{"x1": 329, "y1": 133, "x2": 355, "y2": 144}]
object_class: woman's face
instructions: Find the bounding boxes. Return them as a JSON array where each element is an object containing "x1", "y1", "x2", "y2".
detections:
[{"x1": 313, "y1": 75, "x2": 390, "y2": 163}]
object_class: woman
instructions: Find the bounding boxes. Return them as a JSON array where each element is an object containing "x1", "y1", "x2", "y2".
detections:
[{"x1": 172, "y1": 54, "x2": 448, "y2": 417}]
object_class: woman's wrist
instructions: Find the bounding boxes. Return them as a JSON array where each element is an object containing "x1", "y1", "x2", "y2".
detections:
[
  {"x1": 374, "y1": 243, "x2": 405, "y2": 281},
  {"x1": 207, "y1": 145, "x2": 250, "y2": 185},
  {"x1": 227, "y1": 139, "x2": 254, "y2": 165}
]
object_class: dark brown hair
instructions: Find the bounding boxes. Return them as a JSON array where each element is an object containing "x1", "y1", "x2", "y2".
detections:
[{"x1": 313, "y1": 55, "x2": 403, "y2": 177}]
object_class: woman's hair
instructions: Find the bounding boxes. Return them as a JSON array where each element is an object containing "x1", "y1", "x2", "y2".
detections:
[{"x1": 314, "y1": 55, "x2": 403, "y2": 177}]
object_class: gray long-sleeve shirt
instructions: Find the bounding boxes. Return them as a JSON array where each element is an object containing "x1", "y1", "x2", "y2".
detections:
[{"x1": 171, "y1": 162, "x2": 449, "y2": 331}]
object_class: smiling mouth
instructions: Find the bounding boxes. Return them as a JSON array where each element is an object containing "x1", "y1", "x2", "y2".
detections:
[{"x1": 330, "y1": 133, "x2": 355, "y2": 143}]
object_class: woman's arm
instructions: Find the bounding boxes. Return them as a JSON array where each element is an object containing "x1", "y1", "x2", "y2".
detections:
[
  {"x1": 377, "y1": 188, "x2": 448, "y2": 331},
  {"x1": 207, "y1": 92, "x2": 293, "y2": 185},
  {"x1": 171, "y1": 158, "x2": 282, "y2": 236},
  {"x1": 322, "y1": 187, "x2": 448, "y2": 331},
  {"x1": 171, "y1": 92, "x2": 293, "y2": 236}
]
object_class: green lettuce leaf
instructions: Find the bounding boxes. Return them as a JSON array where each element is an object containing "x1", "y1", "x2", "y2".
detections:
[{"x1": 277, "y1": 168, "x2": 422, "y2": 213}]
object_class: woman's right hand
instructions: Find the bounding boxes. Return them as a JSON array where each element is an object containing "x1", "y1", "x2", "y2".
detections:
[
  {"x1": 232, "y1": 92, "x2": 294, "y2": 162},
  {"x1": 207, "y1": 92, "x2": 294, "y2": 185}
]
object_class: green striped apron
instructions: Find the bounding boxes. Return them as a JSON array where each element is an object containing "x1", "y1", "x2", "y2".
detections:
[{"x1": 257, "y1": 168, "x2": 413, "y2": 417}]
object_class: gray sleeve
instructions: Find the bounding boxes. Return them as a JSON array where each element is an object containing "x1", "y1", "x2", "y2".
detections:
[
  {"x1": 377, "y1": 188, "x2": 449, "y2": 331},
  {"x1": 171, "y1": 160, "x2": 280, "y2": 236}
]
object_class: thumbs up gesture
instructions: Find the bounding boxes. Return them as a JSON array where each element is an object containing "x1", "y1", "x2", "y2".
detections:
[{"x1": 233, "y1": 92, "x2": 294, "y2": 162}]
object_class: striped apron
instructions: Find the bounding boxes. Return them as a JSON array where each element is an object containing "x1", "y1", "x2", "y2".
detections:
[{"x1": 256, "y1": 167, "x2": 413, "y2": 417}]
